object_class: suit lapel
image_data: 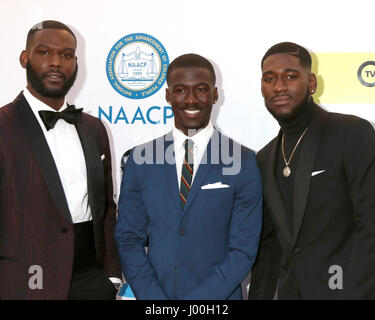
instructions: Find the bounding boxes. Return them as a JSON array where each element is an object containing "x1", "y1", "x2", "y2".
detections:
[
  {"x1": 13, "y1": 93, "x2": 73, "y2": 223},
  {"x1": 182, "y1": 142, "x2": 212, "y2": 215},
  {"x1": 292, "y1": 106, "x2": 328, "y2": 246},
  {"x1": 181, "y1": 129, "x2": 219, "y2": 215},
  {"x1": 263, "y1": 134, "x2": 293, "y2": 248},
  {"x1": 74, "y1": 113, "x2": 105, "y2": 222}
]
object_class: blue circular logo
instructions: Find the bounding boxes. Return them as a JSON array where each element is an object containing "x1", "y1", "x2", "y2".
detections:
[{"x1": 106, "y1": 33, "x2": 169, "y2": 99}]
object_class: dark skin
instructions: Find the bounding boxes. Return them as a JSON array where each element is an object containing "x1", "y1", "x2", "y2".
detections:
[
  {"x1": 261, "y1": 53, "x2": 317, "y2": 121},
  {"x1": 166, "y1": 67, "x2": 218, "y2": 136},
  {"x1": 19, "y1": 28, "x2": 77, "y2": 111}
]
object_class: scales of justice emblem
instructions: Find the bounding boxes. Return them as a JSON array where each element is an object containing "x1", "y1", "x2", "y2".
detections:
[
  {"x1": 116, "y1": 45, "x2": 159, "y2": 89},
  {"x1": 107, "y1": 33, "x2": 169, "y2": 99}
]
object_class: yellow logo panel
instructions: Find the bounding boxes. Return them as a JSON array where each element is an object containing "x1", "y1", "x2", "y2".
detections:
[{"x1": 311, "y1": 53, "x2": 375, "y2": 104}]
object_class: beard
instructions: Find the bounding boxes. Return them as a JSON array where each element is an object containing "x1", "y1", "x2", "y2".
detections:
[
  {"x1": 26, "y1": 61, "x2": 78, "y2": 99},
  {"x1": 265, "y1": 88, "x2": 311, "y2": 123}
]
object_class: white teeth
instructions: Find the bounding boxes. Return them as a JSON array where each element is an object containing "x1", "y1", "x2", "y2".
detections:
[{"x1": 184, "y1": 110, "x2": 200, "y2": 115}]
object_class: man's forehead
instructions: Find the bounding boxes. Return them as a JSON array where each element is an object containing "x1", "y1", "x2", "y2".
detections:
[
  {"x1": 30, "y1": 28, "x2": 76, "y2": 49},
  {"x1": 169, "y1": 67, "x2": 213, "y2": 84},
  {"x1": 262, "y1": 53, "x2": 306, "y2": 71},
  {"x1": 170, "y1": 66, "x2": 211, "y2": 75}
]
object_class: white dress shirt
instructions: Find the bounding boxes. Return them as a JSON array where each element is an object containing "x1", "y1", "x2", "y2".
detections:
[
  {"x1": 173, "y1": 121, "x2": 214, "y2": 189},
  {"x1": 23, "y1": 88, "x2": 92, "y2": 224}
]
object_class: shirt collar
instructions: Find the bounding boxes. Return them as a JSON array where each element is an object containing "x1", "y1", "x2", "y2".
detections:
[
  {"x1": 23, "y1": 87, "x2": 68, "y2": 114},
  {"x1": 172, "y1": 121, "x2": 214, "y2": 151}
]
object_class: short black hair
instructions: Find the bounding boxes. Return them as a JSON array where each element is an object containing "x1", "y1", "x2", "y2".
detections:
[
  {"x1": 261, "y1": 42, "x2": 312, "y2": 70},
  {"x1": 26, "y1": 20, "x2": 77, "y2": 50},
  {"x1": 166, "y1": 53, "x2": 216, "y2": 86}
]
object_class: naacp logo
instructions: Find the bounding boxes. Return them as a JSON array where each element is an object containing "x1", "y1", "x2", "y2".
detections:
[
  {"x1": 106, "y1": 33, "x2": 169, "y2": 99},
  {"x1": 357, "y1": 61, "x2": 375, "y2": 87}
]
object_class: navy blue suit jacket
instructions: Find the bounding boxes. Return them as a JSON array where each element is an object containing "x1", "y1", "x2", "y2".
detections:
[{"x1": 115, "y1": 130, "x2": 262, "y2": 299}]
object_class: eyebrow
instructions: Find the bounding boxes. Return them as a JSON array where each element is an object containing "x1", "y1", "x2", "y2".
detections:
[
  {"x1": 262, "y1": 68, "x2": 300, "y2": 77},
  {"x1": 34, "y1": 44, "x2": 75, "y2": 51}
]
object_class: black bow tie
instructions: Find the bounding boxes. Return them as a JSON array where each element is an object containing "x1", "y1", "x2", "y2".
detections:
[{"x1": 38, "y1": 105, "x2": 83, "y2": 131}]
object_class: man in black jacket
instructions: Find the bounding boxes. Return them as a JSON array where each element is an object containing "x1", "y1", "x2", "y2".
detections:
[{"x1": 248, "y1": 42, "x2": 375, "y2": 299}]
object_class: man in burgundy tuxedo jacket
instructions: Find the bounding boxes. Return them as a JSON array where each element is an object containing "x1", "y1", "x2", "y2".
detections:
[{"x1": 0, "y1": 20, "x2": 121, "y2": 299}]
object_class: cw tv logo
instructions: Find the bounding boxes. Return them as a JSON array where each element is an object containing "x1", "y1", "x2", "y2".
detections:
[
  {"x1": 106, "y1": 33, "x2": 169, "y2": 99},
  {"x1": 358, "y1": 61, "x2": 375, "y2": 87}
]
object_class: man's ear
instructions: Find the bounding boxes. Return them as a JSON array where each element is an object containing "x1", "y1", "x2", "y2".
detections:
[
  {"x1": 20, "y1": 50, "x2": 29, "y2": 69},
  {"x1": 308, "y1": 72, "x2": 317, "y2": 94},
  {"x1": 165, "y1": 88, "x2": 171, "y2": 104},
  {"x1": 213, "y1": 87, "x2": 218, "y2": 104}
]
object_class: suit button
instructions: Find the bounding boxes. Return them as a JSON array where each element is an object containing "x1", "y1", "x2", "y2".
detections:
[
  {"x1": 178, "y1": 229, "x2": 186, "y2": 236},
  {"x1": 294, "y1": 247, "x2": 301, "y2": 254},
  {"x1": 173, "y1": 267, "x2": 177, "y2": 271},
  {"x1": 61, "y1": 228, "x2": 68, "y2": 234}
]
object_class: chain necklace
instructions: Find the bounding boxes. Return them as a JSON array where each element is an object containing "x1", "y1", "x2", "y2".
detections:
[{"x1": 281, "y1": 127, "x2": 309, "y2": 177}]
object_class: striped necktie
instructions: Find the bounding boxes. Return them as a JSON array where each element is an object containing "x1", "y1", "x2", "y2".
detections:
[{"x1": 180, "y1": 139, "x2": 194, "y2": 209}]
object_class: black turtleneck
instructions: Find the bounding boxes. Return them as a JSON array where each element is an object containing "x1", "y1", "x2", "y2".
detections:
[{"x1": 275, "y1": 98, "x2": 315, "y2": 234}]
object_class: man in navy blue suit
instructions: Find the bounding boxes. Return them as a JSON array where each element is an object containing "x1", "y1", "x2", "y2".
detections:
[{"x1": 115, "y1": 54, "x2": 263, "y2": 300}]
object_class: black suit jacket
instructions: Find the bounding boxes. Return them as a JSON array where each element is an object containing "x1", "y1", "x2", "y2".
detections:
[
  {"x1": 249, "y1": 105, "x2": 375, "y2": 299},
  {"x1": 0, "y1": 93, "x2": 121, "y2": 299}
]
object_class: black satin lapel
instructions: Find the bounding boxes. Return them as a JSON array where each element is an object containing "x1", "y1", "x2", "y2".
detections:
[
  {"x1": 162, "y1": 132, "x2": 182, "y2": 215},
  {"x1": 292, "y1": 106, "x2": 328, "y2": 245},
  {"x1": 14, "y1": 93, "x2": 73, "y2": 223},
  {"x1": 264, "y1": 133, "x2": 293, "y2": 248},
  {"x1": 74, "y1": 117, "x2": 105, "y2": 222}
]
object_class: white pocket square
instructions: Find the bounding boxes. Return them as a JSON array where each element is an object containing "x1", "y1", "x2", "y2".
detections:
[
  {"x1": 101, "y1": 154, "x2": 105, "y2": 161},
  {"x1": 312, "y1": 170, "x2": 325, "y2": 177},
  {"x1": 201, "y1": 182, "x2": 230, "y2": 189}
]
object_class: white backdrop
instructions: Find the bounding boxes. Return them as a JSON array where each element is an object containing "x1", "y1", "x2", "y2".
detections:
[{"x1": 1, "y1": 0, "x2": 374, "y2": 197}]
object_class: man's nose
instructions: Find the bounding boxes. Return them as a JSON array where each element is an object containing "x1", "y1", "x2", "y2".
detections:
[
  {"x1": 273, "y1": 76, "x2": 287, "y2": 93},
  {"x1": 185, "y1": 89, "x2": 199, "y2": 104},
  {"x1": 49, "y1": 52, "x2": 62, "y2": 68}
]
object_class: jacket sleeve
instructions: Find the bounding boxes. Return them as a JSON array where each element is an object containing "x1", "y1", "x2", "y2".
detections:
[
  {"x1": 115, "y1": 150, "x2": 168, "y2": 299},
  {"x1": 248, "y1": 151, "x2": 282, "y2": 300},
  {"x1": 183, "y1": 151, "x2": 263, "y2": 300},
  {"x1": 248, "y1": 200, "x2": 281, "y2": 299},
  {"x1": 99, "y1": 121, "x2": 122, "y2": 279},
  {"x1": 341, "y1": 119, "x2": 375, "y2": 299}
]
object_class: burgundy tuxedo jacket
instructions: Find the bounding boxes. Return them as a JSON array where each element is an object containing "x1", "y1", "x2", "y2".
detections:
[{"x1": 0, "y1": 93, "x2": 121, "y2": 299}]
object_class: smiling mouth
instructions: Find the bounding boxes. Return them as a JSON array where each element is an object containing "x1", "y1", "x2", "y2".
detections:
[{"x1": 184, "y1": 109, "x2": 201, "y2": 115}]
